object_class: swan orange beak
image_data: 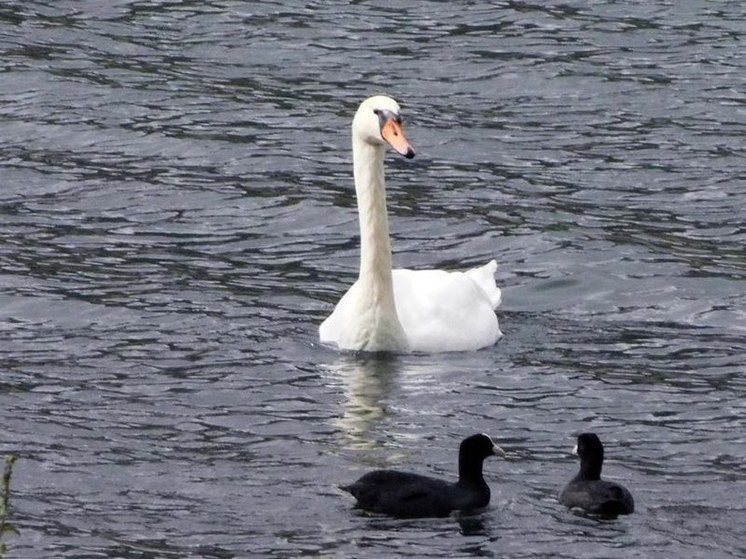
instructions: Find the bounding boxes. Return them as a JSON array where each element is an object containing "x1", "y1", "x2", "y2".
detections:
[{"x1": 381, "y1": 119, "x2": 415, "y2": 159}]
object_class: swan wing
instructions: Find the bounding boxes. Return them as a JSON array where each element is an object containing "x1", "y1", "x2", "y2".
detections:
[
  {"x1": 465, "y1": 259, "x2": 502, "y2": 308},
  {"x1": 391, "y1": 261, "x2": 502, "y2": 352}
]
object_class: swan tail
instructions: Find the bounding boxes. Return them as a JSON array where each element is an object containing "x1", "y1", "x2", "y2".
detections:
[{"x1": 466, "y1": 259, "x2": 502, "y2": 309}]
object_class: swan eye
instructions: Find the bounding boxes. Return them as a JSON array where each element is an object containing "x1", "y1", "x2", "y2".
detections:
[{"x1": 374, "y1": 109, "x2": 403, "y2": 127}]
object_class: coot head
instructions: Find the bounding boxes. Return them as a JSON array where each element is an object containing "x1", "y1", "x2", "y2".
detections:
[
  {"x1": 461, "y1": 433, "x2": 505, "y2": 460},
  {"x1": 574, "y1": 432, "x2": 604, "y2": 480}
]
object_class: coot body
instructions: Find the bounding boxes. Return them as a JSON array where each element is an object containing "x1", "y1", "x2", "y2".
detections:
[
  {"x1": 559, "y1": 433, "x2": 634, "y2": 517},
  {"x1": 342, "y1": 434, "x2": 504, "y2": 518}
]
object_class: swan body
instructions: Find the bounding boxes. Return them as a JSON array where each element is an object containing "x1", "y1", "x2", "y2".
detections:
[{"x1": 320, "y1": 96, "x2": 502, "y2": 353}]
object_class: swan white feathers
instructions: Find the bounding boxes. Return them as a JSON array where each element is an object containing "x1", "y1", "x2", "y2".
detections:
[{"x1": 319, "y1": 95, "x2": 502, "y2": 353}]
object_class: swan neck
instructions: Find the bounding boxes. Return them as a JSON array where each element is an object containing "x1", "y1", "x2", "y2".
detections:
[{"x1": 353, "y1": 137, "x2": 394, "y2": 289}]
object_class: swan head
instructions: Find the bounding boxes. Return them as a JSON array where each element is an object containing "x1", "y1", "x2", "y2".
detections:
[{"x1": 353, "y1": 95, "x2": 415, "y2": 159}]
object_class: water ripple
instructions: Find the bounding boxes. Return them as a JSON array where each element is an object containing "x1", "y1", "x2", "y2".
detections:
[{"x1": 1, "y1": 1, "x2": 744, "y2": 557}]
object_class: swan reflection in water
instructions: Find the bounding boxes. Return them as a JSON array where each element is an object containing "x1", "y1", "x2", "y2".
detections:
[
  {"x1": 323, "y1": 355, "x2": 475, "y2": 449},
  {"x1": 322, "y1": 354, "x2": 400, "y2": 450}
]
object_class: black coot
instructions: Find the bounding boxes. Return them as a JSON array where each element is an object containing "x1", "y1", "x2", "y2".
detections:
[
  {"x1": 559, "y1": 433, "x2": 634, "y2": 517},
  {"x1": 341, "y1": 433, "x2": 504, "y2": 518}
]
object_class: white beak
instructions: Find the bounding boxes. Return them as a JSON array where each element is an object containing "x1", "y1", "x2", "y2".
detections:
[
  {"x1": 572, "y1": 444, "x2": 578, "y2": 455},
  {"x1": 492, "y1": 444, "x2": 506, "y2": 457}
]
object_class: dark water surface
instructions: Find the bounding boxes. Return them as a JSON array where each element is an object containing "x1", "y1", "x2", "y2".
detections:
[{"x1": 1, "y1": 1, "x2": 744, "y2": 557}]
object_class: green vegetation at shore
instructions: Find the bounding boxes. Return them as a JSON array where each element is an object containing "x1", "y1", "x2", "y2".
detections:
[{"x1": 0, "y1": 455, "x2": 18, "y2": 557}]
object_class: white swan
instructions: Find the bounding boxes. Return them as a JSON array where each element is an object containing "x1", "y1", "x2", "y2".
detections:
[{"x1": 319, "y1": 95, "x2": 502, "y2": 353}]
